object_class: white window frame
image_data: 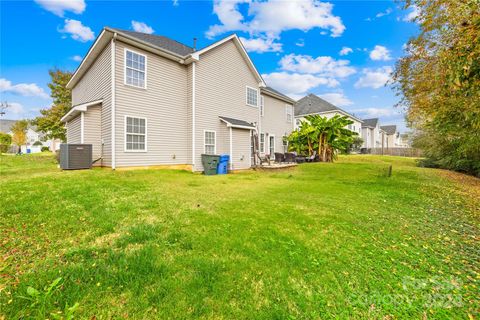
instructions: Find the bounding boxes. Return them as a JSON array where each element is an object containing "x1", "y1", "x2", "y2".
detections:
[
  {"x1": 285, "y1": 104, "x2": 293, "y2": 123},
  {"x1": 259, "y1": 133, "x2": 265, "y2": 153},
  {"x1": 124, "y1": 115, "x2": 147, "y2": 152},
  {"x1": 204, "y1": 130, "x2": 216, "y2": 155},
  {"x1": 246, "y1": 86, "x2": 258, "y2": 107},
  {"x1": 260, "y1": 95, "x2": 264, "y2": 116},
  {"x1": 124, "y1": 48, "x2": 147, "y2": 89},
  {"x1": 269, "y1": 134, "x2": 275, "y2": 156}
]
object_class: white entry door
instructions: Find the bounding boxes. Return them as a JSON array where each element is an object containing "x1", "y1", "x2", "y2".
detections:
[{"x1": 269, "y1": 135, "x2": 275, "y2": 158}]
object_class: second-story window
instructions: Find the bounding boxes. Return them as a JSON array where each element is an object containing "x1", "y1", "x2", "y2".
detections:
[
  {"x1": 125, "y1": 49, "x2": 146, "y2": 88},
  {"x1": 285, "y1": 105, "x2": 293, "y2": 123},
  {"x1": 246, "y1": 86, "x2": 258, "y2": 107}
]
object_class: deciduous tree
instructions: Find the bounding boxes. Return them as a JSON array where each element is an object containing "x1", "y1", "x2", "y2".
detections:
[{"x1": 33, "y1": 69, "x2": 73, "y2": 141}]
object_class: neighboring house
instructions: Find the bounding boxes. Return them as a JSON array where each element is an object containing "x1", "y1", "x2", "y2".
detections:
[
  {"x1": 361, "y1": 118, "x2": 386, "y2": 149},
  {"x1": 294, "y1": 94, "x2": 363, "y2": 136},
  {"x1": 380, "y1": 125, "x2": 402, "y2": 148},
  {"x1": 61, "y1": 27, "x2": 295, "y2": 171},
  {"x1": 0, "y1": 119, "x2": 60, "y2": 153}
]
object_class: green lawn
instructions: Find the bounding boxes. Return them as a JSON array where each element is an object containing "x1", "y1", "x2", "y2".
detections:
[{"x1": 1, "y1": 153, "x2": 478, "y2": 319}]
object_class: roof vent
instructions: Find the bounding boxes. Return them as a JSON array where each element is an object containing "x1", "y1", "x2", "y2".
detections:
[{"x1": 193, "y1": 38, "x2": 197, "y2": 52}]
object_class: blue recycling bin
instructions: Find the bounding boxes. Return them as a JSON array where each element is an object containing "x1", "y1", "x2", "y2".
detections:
[{"x1": 217, "y1": 154, "x2": 230, "y2": 174}]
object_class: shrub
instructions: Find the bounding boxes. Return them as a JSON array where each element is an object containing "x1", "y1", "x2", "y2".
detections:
[
  {"x1": 41, "y1": 146, "x2": 50, "y2": 152},
  {"x1": 0, "y1": 132, "x2": 12, "y2": 153},
  {"x1": 33, "y1": 141, "x2": 43, "y2": 146}
]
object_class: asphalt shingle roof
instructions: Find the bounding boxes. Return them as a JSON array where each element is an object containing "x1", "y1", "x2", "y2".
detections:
[
  {"x1": 262, "y1": 87, "x2": 295, "y2": 103},
  {"x1": 219, "y1": 116, "x2": 255, "y2": 129},
  {"x1": 362, "y1": 118, "x2": 379, "y2": 128},
  {"x1": 0, "y1": 119, "x2": 17, "y2": 133},
  {"x1": 294, "y1": 94, "x2": 340, "y2": 116},
  {"x1": 380, "y1": 125, "x2": 397, "y2": 135},
  {"x1": 111, "y1": 28, "x2": 195, "y2": 57}
]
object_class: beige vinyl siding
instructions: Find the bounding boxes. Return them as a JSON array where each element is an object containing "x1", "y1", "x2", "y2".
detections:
[
  {"x1": 83, "y1": 105, "x2": 102, "y2": 165},
  {"x1": 71, "y1": 42, "x2": 112, "y2": 166},
  {"x1": 114, "y1": 41, "x2": 189, "y2": 167},
  {"x1": 194, "y1": 39, "x2": 259, "y2": 171},
  {"x1": 231, "y1": 128, "x2": 251, "y2": 170},
  {"x1": 260, "y1": 94, "x2": 294, "y2": 154},
  {"x1": 66, "y1": 115, "x2": 81, "y2": 143}
]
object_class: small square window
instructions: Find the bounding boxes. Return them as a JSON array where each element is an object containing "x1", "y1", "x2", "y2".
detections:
[{"x1": 246, "y1": 86, "x2": 258, "y2": 107}]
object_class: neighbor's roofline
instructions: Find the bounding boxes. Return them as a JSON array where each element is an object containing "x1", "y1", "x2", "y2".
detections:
[{"x1": 295, "y1": 109, "x2": 363, "y2": 123}]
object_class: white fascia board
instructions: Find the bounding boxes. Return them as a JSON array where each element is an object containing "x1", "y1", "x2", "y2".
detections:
[
  {"x1": 67, "y1": 29, "x2": 111, "y2": 89},
  {"x1": 60, "y1": 99, "x2": 103, "y2": 122}
]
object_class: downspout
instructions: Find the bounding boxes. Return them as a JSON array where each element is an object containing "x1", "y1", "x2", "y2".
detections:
[
  {"x1": 229, "y1": 126, "x2": 233, "y2": 171},
  {"x1": 80, "y1": 112, "x2": 85, "y2": 143},
  {"x1": 191, "y1": 61, "x2": 196, "y2": 172},
  {"x1": 111, "y1": 32, "x2": 117, "y2": 169}
]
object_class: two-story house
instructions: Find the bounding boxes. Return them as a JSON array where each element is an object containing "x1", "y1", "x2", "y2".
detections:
[
  {"x1": 361, "y1": 118, "x2": 387, "y2": 149},
  {"x1": 294, "y1": 94, "x2": 363, "y2": 135},
  {"x1": 380, "y1": 125, "x2": 402, "y2": 148},
  {"x1": 61, "y1": 28, "x2": 295, "y2": 171}
]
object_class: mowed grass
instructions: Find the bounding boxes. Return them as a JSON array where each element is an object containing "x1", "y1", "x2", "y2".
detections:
[{"x1": 0, "y1": 153, "x2": 478, "y2": 319}]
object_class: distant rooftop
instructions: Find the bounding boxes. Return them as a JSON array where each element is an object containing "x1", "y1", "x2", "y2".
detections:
[
  {"x1": 294, "y1": 94, "x2": 362, "y2": 122},
  {"x1": 380, "y1": 125, "x2": 397, "y2": 135},
  {"x1": 362, "y1": 118, "x2": 379, "y2": 128}
]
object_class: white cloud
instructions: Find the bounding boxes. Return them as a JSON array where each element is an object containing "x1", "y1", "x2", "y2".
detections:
[
  {"x1": 339, "y1": 46, "x2": 352, "y2": 56},
  {"x1": 239, "y1": 35, "x2": 282, "y2": 53},
  {"x1": 318, "y1": 92, "x2": 353, "y2": 107},
  {"x1": 369, "y1": 45, "x2": 392, "y2": 61},
  {"x1": 295, "y1": 38, "x2": 305, "y2": 47},
  {"x1": 60, "y1": 19, "x2": 94, "y2": 42},
  {"x1": 403, "y1": 5, "x2": 420, "y2": 22},
  {"x1": 206, "y1": 0, "x2": 345, "y2": 40},
  {"x1": 0, "y1": 78, "x2": 49, "y2": 99},
  {"x1": 354, "y1": 66, "x2": 393, "y2": 89},
  {"x1": 7, "y1": 102, "x2": 25, "y2": 115},
  {"x1": 71, "y1": 55, "x2": 82, "y2": 62},
  {"x1": 131, "y1": 21, "x2": 154, "y2": 34},
  {"x1": 34, "y1": 0, "x2": 85, "y2": 17},
  {"x1": 262, "y1": 72, "x2": 339, "y2": 97},
  {"x1": 352, "y1": 107, "x2": 397, "y2": 118},
  {"x1": 173, "y1": 0, "x2": 179, "y2": 6},
  {"x1": 376, "y1": 8, "x2": 392, "y2": 18},
  {"x1": 279, "y1": 54, "x2": 356, "y2": 78}
]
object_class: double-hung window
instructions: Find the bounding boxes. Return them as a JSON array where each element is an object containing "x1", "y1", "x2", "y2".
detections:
[
  {"x1": 285, "y1": 105, "x2": 293, "y2": 123},
  {"x1": 246, "y1": 86, "x2": 258, "y2": 107},
  {"x1": 259, "y1": 133, "x2": 265, "y2": 153},
  {"x1": 204, "y1": 131, "x2": 216, "y2": 154},
  {"x1": 125, "y1": 116, "x2": 147, "y2": 151},
  {"x1": 125, "y1": 49, "x2": 146, "y2": 88},
  {"x1": 260, "y1": 96, "x2": 264, "y2": 116}
]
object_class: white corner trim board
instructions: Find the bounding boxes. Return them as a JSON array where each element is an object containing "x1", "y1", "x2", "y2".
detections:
[
  {"x1": 111, "y1": 33, "x2": 117, "y2": 169},
  {"x1": 191, "y1": 61, "x2": 196, "y2": 171}
]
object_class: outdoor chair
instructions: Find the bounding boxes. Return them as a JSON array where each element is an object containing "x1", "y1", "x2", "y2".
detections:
[
  {"x1": 284, "y1": 152, "x2": 295, "y2": 163},
  {"x1": 274, "y1": 152, "x2": 285, "y2": 163}
]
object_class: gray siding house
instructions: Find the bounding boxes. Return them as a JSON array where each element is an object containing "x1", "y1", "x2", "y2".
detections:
[{"x1": 62, "y1": 27, "x2": 295, "y2": 171}]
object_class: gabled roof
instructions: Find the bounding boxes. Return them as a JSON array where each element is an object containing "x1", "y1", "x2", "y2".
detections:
[
  {"x1": 0, "y1": 119, "x2": 17, "y2": 133},
  {"x1": 0, "y1": 119, "x2": 41, "y2": 136},
  {"x1": 219, "y1": 116, "x2": 256, "y2": 130},
  {"x1": 294, "y1": 94, "x2": 362, "y2": 122},
  {"x1": 109, "y1": 28, "x2": 194, "y2": 56},
  {"x1": 380, "y1": 125, "x2": 397, "y2": 135},
  {"x1": 261, "y1": 87, "x2": 296, "y2": 104},
  {"x1": 68, "y1": 28, "x2": 266, "y2": 89},
  {"x1": 362, "y1": 118, "x2": 379, "y2": 128}
]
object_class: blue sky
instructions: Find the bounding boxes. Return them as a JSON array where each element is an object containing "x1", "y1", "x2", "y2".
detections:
[{"x1": 0, "y1": 0, "x2": 419, "y2": 131}]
